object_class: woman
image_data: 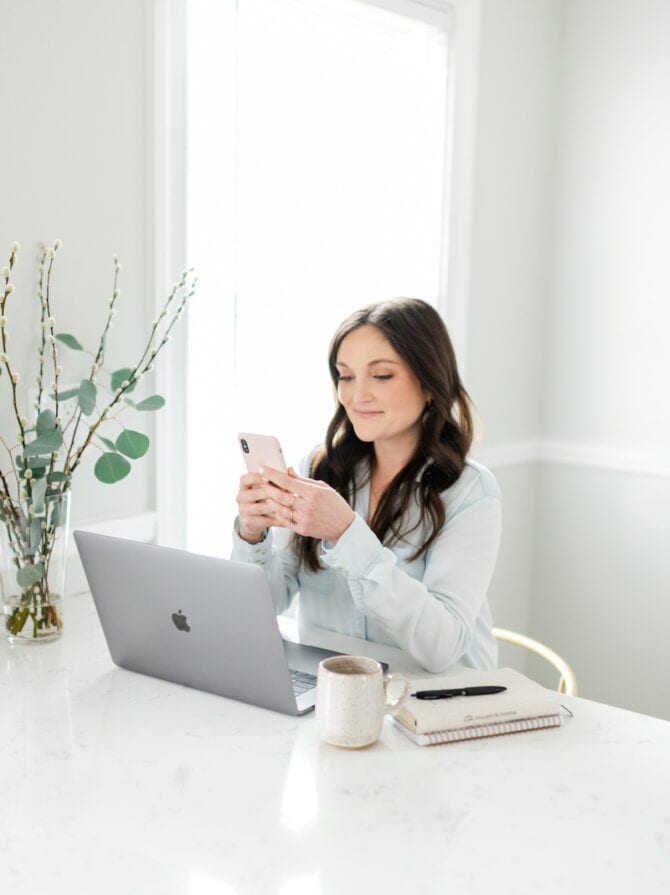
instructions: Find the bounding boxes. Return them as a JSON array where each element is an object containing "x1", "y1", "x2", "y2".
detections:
[{"x1": 232, "y1": 299, "x2": 501, "y2": 672}]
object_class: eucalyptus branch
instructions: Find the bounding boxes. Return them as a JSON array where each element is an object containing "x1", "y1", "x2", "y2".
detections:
[
  {"x1": 60, "y1": 267, "x2": 196, "y2": 485},
  {"x1": 62, "y1": 258, "x2": 121, "y2": 470},
  {"x1": 61, "y1": 401, "x2": 120, "y2": 481}
]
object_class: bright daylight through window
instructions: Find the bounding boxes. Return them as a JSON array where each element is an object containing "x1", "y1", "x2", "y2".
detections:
[{"x1": 186, "y1": 0, "x2": 451, "y2": 555}]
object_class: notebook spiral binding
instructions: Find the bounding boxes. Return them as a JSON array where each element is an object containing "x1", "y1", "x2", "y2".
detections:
[{"x1": 390, "y1": 712, "x2": 563, "y2": 746}]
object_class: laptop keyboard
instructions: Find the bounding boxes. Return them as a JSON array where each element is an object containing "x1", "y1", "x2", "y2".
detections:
[{"x1": 289, "y1": 669, "x2": 317, "y2": 696}]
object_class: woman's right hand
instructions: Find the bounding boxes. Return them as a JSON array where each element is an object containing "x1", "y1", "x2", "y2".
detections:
[{"x1": 236, "y1": 472, "x2": 276, "y2": 544}]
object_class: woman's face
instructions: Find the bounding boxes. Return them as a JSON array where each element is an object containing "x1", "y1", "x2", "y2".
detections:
[{"x1": 335, "y1": 325, "x2": 429, "y2": 452}]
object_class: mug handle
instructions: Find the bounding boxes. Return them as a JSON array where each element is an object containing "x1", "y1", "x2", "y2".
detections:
[{"x1": 383, "y1": 673, "x2": 411, "y2": 714}]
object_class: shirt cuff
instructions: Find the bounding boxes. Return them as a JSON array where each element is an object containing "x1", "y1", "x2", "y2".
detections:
[
  {"x1": 232, "y1": 516, "x2": 272, "y2": 563},
  {"x1": 320, "y1": 513, "x2": 385, "y2": 579}
]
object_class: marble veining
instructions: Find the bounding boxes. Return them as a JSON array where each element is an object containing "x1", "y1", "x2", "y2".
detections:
[{"x1": 1, "y1": 593, "x2": 670, "y2": 895}]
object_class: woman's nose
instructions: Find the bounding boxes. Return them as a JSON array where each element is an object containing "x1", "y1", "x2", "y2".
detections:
[{"x1": 352, "y1": 380, "x2": 374, "y2": 403}]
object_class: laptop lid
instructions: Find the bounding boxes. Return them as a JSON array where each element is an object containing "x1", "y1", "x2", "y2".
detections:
[{"x1": 74, "y1": 530, "x2": 334, "y2": 715}]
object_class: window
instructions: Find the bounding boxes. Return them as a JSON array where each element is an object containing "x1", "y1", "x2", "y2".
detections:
[{"x1": 185, "y1": 0, "x2": 453, "y2": 555}]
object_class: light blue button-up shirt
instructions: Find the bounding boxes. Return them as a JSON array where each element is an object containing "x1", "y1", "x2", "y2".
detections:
[{"x1": 231, "y1": 458, "x2": 502, "y2": 673}]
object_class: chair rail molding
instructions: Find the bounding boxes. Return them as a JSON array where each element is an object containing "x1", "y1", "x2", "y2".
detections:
[{"x1": 477, "y1": 439, "x2": 670, "y2": 480}]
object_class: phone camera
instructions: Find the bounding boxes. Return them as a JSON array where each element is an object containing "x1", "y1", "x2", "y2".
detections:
[{"x1": 241, "y1": 439, "x2": 250, "y2": 454}]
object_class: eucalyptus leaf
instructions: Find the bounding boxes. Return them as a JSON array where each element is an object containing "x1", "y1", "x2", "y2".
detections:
[
  {"x1": 16, "y1": 563, "x2": 45, "y2": 588},
  {"x1": 23, "y1": 428, "x2": 63, "y2": 458},
  {"x1": 116, "y1": 429, "x2": 150, "y2": 459},
  {"x1": 132, "y1": 395, "x2": 165, "y2": 412},
  {"x1": 26, "y1": 458, "x2": 48, "y2": 469},
  {"x1": 111, "y1": 367, "x2": 137, "y2": 394},
  {"x1": 29, "y1": 518, "x2": 43, "y2": 555},
  {"x1": 78, "y1": 378, "x2": 97, "y2": 416},
  {"x1": 94, "y1": 452, "x2": 131, "y2": 484},
  {"x1": 50, "y1": 498, "x2": 67, "y2": 527},
  {"x1": 55, "y1": 333, "x2": 84, "y2": 350},
  {"x1": 97, "y1": 435, "x2": 117, "y2": 451},
  {"x1": 21, "y1": 466, "x2": 46, "y2": 480},
  {"x1": 48, "y1": 471, "x2": 70, "y2": 483},
  {"x1": 52, "y1": 386, "x2": 80, "y2": 402},
  {"x1": 36, "y1": 409, "x2": 56, "y2": 436},
  {"x1": 31, "y1": 478, "x2": 47, "y2": 514}
]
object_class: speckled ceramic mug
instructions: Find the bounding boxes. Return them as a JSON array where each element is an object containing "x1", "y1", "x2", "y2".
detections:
[{"x1": 316, "y1": 656, "x2": 410, "y2": 749}]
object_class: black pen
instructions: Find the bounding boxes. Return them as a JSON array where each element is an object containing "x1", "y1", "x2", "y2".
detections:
[{"x1": 411, "y1": 685, "x2": 507, "y2": 700}]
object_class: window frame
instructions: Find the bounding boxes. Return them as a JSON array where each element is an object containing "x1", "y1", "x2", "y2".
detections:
[{"x1": 148, "y1": 0, "x2": 481, "y2": 547}]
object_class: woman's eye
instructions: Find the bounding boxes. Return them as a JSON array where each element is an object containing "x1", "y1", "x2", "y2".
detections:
[
  {"x1": 374, "y1": 374, "x2": 393, "y2": 381},
  {"x1": 337, "y1": 375, "x2": 353, "y2": 382}
]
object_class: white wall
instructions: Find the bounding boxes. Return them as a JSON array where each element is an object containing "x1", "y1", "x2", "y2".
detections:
[
  {"x1": 546, "y1": 0, "x2": 670, "y2": 452},
  {"x1": 471, "y1": 0, "x2": 670, "y2": 718},
  {"x1": 531, "y1": 465, "x2": 670, "y2": 717},
  {"x1": 0, "y1": 1, "x2": 156, "y2": 584},
  {"x1": 468, "y1": 0, "x2": 561, "y2": 447},
  {"x1": 3, "y1": 0, "x2": 667, "y2": 719},
  {"x1": 467, "y1": 0, "x2": 562, "y2": 672},
  {"x1": 530, "y1": 0, "x2": 670, "y2": 716}
]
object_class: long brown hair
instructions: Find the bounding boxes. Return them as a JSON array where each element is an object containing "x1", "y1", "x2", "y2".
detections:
[{"x1": 292, "y1": 299, "x2": 474, "y2": 572}]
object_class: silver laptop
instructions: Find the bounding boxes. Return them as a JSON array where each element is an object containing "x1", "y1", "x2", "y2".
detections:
[{"x1": 74, "y1": 530, "x2": 344, "y2": 715}]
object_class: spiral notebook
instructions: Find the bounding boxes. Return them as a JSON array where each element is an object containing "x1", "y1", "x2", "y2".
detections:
[{"x1": 389, "y1": 667, "x2": 564, "y2": 746}]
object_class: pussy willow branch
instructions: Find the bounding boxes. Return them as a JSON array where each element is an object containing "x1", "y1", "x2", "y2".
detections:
[
  {"x1": 130, "y1": 269, "x2": 190, "y2": 377},
  {"x1": 1, "y1": 269, "x2": 26, "y2": 454},
  {"x1": 0, "y1": 467, "x2": 21, "y2": 530},
  {"x1": 0, "y1": 432, "x2": 20, "y2": 484},
  {"x1": 43, "y1": 247, "x2": 61, "y2": 421},
  {"x1": 35, "y1": 245, "x2": 49, "y2": 414},
  {"x1": 91, "y1": 258, "x2": 121, "y2": 373},
  {"x1": 0, "y1": 280, "x2": 36, "y2": 516}
]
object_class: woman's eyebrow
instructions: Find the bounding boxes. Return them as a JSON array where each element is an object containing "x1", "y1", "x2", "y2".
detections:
[{"x1": 335, "y1": 358, "x2": 400, "y2": 368}]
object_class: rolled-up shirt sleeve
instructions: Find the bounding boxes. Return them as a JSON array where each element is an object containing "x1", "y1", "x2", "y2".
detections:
[
  {"x1": 320, "y1": 494, "x2": 502, "y2": 673},
  {"x1": 231, "y1": 521, "x2": 300, "y2": 616}
]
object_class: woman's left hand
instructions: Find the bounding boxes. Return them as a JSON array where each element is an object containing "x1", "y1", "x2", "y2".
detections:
[{"x1": 260, "y1": 466, "x2": 356, "y2": 543}]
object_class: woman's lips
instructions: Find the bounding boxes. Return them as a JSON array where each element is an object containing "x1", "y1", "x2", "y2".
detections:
[{"x1": 354, "y1": 410, "x2": 382, "y2": 418}]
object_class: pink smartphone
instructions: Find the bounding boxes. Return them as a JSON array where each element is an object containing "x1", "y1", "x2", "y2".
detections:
[{"x1": 238, "y1": 432, "x2": 287, "y2": 474}]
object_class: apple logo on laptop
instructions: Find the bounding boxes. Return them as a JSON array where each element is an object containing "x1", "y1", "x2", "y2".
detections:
[{"x1": 171, "y1": 610, "x2": 191, "y2": 633}]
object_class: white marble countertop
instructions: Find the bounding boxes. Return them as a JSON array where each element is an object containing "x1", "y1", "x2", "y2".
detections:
[{"x1": 2, "y1": 593, "x2": 669, "y2": 895}]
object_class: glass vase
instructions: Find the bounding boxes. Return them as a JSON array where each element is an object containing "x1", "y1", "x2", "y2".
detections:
[{"x1": 1, "y1": 490, "x2": 71, "y2": 643}]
